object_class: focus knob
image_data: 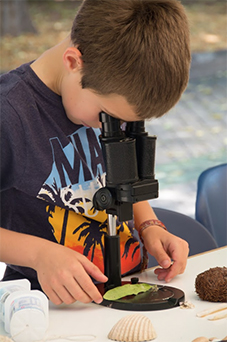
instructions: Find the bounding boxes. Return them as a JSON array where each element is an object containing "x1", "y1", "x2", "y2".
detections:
[{"x1": 93, "y1": 187, "x2": 113, "y2": 210}]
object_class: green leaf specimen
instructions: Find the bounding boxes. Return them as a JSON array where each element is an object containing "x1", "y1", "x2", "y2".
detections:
[{"x1": 103, "y1": 283, "x2": 158, "y2": 301}]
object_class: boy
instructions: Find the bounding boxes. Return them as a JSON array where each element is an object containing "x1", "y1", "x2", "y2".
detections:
[{"x1": 0, "y1": 0, "x2": 190, "y2": 305}]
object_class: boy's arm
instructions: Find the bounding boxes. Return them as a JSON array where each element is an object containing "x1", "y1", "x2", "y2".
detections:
[
  {"x1": 133, "y1": 201, "x2": 189, "y2": 282},
  {"x1": 0, "y1": 228, "x2": 107, "y2": 304},
  {"x1": 133, "y1": 200, "x2": 159, "y2": 228}
]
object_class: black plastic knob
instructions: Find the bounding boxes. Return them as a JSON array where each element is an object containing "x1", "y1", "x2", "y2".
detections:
[{"x1": 93, "y1": 187, "x2": 113, "y2": 210}]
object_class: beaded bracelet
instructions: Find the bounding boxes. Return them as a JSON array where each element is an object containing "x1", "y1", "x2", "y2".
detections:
[
  {"x1": 138, "y1": 219, "x2": 167, "y2": 271},
  {"x1": 138, "y1": 219, "x2": 167, "y2": 240}
]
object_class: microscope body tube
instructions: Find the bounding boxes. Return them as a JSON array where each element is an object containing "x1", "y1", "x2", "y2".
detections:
[
  {"x1": 126, "y1": 121, "x2": 156, "y2": 180},
  {"x1": 103, "y1": 138, "x2": 139, "y2": 186}
]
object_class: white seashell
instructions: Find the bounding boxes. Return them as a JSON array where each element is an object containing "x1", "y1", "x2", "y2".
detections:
[
  {"x1": 0, "y1": 337, "x2": 14, "y2": 342},
  {"x1": 108, "y1": 313, "x2": 157, "y2": 342},
  {"x1": 191, "y1": 338, "x2": 209, "y2": 342}
]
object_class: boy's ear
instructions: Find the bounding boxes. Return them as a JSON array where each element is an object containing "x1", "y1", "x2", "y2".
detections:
[{"x1": 63, "y1": 47, "x2": 83, "y2": 72}]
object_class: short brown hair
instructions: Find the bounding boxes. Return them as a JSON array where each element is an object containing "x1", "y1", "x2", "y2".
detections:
[{"x1": 71, "y1": 0, "x2": 191, "y2": 119}]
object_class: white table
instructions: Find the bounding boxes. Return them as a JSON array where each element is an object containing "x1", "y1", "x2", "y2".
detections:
[{"x1": 1, "y1": 247, "x2": 227, "y2": 342}]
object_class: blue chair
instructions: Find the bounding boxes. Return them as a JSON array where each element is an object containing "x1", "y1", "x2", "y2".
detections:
[
  {"x1": 134, "y1": 207, "x2": 218, "y2": 268},
  {"x1": 195, "y1": 163, "x2": 227, "y2": 247}
]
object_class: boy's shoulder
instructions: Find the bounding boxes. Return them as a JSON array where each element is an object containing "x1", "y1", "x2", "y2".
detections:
[
  {"x1": 0, "y1": 63, "x2": 32, "y2": 98},
  {"x1": 0, "y1": 62, "x2": 61, "y2": 117}
]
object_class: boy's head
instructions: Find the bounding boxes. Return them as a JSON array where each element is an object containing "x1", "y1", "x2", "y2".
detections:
[{"x1": 71, "y1": 0, "x2": 191, "y2": 120}]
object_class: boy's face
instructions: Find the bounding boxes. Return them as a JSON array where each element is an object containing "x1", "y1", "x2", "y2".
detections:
[{"x1": 61, "y1": 71, "x2": 139, "y2": 128}]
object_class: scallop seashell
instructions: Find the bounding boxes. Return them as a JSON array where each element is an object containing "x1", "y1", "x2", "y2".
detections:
[{"x1": 108, "y1": 313, "x2": 157, "y2": 342}]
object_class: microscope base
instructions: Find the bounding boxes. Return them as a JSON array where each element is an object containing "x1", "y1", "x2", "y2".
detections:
[{"x1": 96, "y1": 280, "x2": 184, "y2": 311}]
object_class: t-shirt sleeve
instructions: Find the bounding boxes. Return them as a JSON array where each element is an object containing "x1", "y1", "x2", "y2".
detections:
[{"x1": 0, "y1": 96, "x2": 27, "y2": 191}]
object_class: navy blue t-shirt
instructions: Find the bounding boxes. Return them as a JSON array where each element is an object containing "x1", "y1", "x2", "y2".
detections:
[{"x1": 0, "y1": 63, "x2": 141, "y2": 289}]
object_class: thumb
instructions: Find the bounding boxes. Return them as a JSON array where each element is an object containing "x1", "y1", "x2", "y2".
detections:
[{"x1": 150, "y1": 242, "x2": 172, "y2": 269}]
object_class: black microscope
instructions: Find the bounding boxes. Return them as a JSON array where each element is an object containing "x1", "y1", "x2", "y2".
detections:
[{"x1": 93, "y1": 112, "x2": 184, "y2": 311}]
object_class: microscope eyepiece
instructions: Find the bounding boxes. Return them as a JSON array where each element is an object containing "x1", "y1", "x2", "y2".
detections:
[
  {"x1": 99, "y1": 112, "x2": 124, "y2": 139},
  {"x1": 126, "y1": 121, "x2": 147, "y2": 136}
]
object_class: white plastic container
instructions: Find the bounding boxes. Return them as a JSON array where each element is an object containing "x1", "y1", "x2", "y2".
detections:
[
  {"x1": 0, "y1": 279, "x2": 49, "y2": 342},
  {"x1": 0, "y1": 279, "x2": 30, "y2": 323}
]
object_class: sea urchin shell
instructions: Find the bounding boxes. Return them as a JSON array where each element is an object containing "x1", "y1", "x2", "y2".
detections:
[
  {"x1": 195, "y1": 267, "x2": 227, "y2": 302},
  {"x1": 108, "y1": 313, "x2": 157, "y2": 342}
]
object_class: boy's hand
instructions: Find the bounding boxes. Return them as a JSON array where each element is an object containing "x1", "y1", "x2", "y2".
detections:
[
  {"x1": 35, "y1": 241, "x2": 107, "y2": 305},
  {"x1": 141, "y1": 225, "x2": 189, "y2": 282}
]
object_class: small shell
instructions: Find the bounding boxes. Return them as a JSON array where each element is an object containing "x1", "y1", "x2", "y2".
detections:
[
  {"x1": 179, "y1": 301, "x2": 195, "y2": 309},
  {"x1": 191, "y1": 338, "x2": 209, "y2": 342},
  {"x1": 108, "y1": 314, "x2": 156, "y2": 342},
  {"x1": 0, "y1": 337, "x2": 14, "y2": 342}
]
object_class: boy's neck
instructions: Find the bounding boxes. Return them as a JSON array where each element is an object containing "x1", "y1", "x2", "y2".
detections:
[{"x1": 30, "y1": 36, "x2": 71, "y2": 95}]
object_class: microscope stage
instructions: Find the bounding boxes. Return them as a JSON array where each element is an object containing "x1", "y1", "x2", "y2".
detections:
[{"x1": 97, "y1": 280, "x2": 185, "y2": 311}]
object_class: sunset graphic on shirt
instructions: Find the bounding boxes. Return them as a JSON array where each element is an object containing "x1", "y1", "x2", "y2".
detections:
[
  {"x1": 46, "y1": 202, "x2": 141, "y2": 275},
  {"x1": 38, "y1": 126, "x2": 141, "y2": 275}
]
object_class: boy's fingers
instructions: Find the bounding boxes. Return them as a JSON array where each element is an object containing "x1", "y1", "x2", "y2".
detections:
[
  {"x1": 48, "y1": 272, "x2": 103, "y2": 305},
  {"x1": 81, "y1": 256, "x2": 108, "y2": 283},
  {"x1": 77, "y1": 276, "x2": 103, "y2": 304},
  {"x1": 154, "y1": 265, "x2": 171, "y2": 280},
  {"x1": 39, "y1": 256, "x2": 107, "y2": 304},
  {"x1": 52, "y1": 283, "x2": 78, "y2": 305},
  {"x1": 165, "y1": 258, "x2": 186, "y2": 282},
  {"x1": 64, "y1": 278, "x2": 94, "y2": 304},
  {"x1": 45, "y1": 287, "x2": 63, "y2": 305},
  {"x1": 154, "y1": 258, "x2": 185, "y2": 282},
  {"x1": 149, "y1": 241, "x2": 172, "y2": 269},
  {"x1": 73, "y1": 257, "x2": 107, "y2": 303},
  {"x1": 72, "y1": 269, "x2": 104, "y2": 304}
]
